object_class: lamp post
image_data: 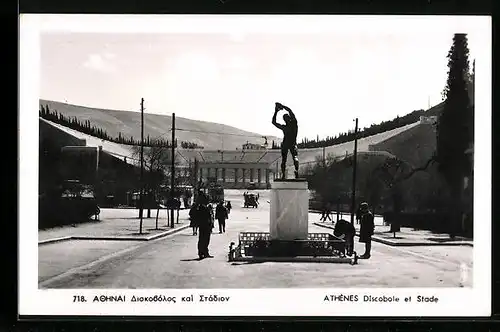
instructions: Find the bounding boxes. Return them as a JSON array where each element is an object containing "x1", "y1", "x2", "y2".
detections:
[
  {"x1": 170, "y1": 113, "x2": 176, "y2": 228},
  {"x1": 139, "y1": 98, "x2": 144, "y2": 234},
  {"x1": 350, "y1": 117, "x2": 358, "y2": 224}
]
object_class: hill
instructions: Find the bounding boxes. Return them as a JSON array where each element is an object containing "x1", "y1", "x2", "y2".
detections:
[
  {"x1": 294, "y1": 101, "x2": 444, "y2": 149},
  {"x1": 39, "y1": 99, "x2": 279, "y2": 151},
  {"x1": 369, "y1": 122, "x2": 437, "y2": 167},
  {"x1": 39, "y1": 99, "x2": 445, "y2": 178}
]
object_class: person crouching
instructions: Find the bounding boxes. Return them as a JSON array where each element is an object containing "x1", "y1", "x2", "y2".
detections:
[{"x1": 333, "y1": 219, "x2": 355, "y2": 256}]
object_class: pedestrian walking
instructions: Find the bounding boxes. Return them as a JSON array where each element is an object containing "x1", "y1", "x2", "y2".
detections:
[
  {"x1": 195, "y1": 194, "x2": 213, "y2": 259},
  {"x1": 333, "y1": 219, "x2": 356, "y2": 256},
  {"x1": 188, "y1": 204, "x2": 198, "y2": 235},
  {"x1": 225, "y1": 201, "x2": 232, "y2": 215},
  {"x1": 215, "y1": 201, "x2": 228, "y2": 233},
  {"x1": 358, "y1": 202, "x2": 375, "y2": 259},
  {"x1": 208, "y1": 203, "x2": 215, "y2": 230},
  {"x1": 320, "y1": 202, "x2": 332, "y2": 222}
]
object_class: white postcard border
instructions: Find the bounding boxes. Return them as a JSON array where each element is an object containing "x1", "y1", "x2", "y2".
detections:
[{"x1": 19, "y1": 14, "x2": 492, "y2": 317}]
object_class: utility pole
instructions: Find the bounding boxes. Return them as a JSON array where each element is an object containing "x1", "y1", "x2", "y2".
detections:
[
  {"x1": 170, "y1": 113, "x2": 176, "y2": 228},
  {"x1": 350, "y1": 117, "x2": 358, "y2": 224},
  {"x1": 139, "y1": 98, "x2": 144, "y2": 234},
  {"x1": 193, "y1": 158, "x2": 199, "y2": 202},
  {"x1": 220, "y1": 136, "x2": 224, "y2": 162}
]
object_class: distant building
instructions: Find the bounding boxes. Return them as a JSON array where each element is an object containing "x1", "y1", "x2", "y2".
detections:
[{"x1": 242, "y1": 141, "x2": 267, "y2": 150}]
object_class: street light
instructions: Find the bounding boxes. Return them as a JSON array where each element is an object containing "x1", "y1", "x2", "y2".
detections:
[
  {"x1": 220, "y1": 135, "x2": 224, "y2": 162},
  {"x1": 170, "y1": 113, "x2": 176, "y2": 228},
  {"x1": 350, "y1": 118, "x2": 359, "y2": 224}
]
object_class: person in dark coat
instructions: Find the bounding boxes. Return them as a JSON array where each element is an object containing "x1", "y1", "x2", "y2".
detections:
[
  {"x1": 355, "y1": 204, "x2": 362, "y2": 225},
  {"x1": 225, "y1": 201, "x2": 232, "y2": 215},
  {"x1": 189, "y1": 204, "x2": 198, "y2": 235},
  {"x1": 215, "y1": 201, "x2": 228, "y2": 233},
  {"x1": 207, "y1": 203, "x2": 215, "y2": 230},
  {"x1": 195, "y1": 194, "x2": 213, "y2": 259},
  {"x1": 358, "y1": 202, "x2": 375, "y2": 259},
  {"x1": 333, "y1": 219, "x2": 356, "y2": 256}
]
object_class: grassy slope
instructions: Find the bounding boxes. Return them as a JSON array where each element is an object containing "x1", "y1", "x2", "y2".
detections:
[
  {"x1": 370, "y1": 123, "x2": 437, "y2": 168},
  {"x1": 40, "y1": 99, "x2": 279, "y2": 151}
]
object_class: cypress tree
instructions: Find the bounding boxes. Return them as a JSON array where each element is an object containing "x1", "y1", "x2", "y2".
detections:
[{"x1": 435, "y1": 33, "x2": 474, "y2": 237}]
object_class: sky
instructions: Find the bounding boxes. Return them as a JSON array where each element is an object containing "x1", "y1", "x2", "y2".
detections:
[{"x1": 38, "y1": 15, "x2": 487, "y2": 141}]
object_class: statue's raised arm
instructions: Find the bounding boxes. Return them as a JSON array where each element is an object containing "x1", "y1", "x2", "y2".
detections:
[
  {"x1": 280, "y1": 103, "x2": 296, "y2": 121},
  {"x1": 272, "y1": 103, "x2": 285, "y2": 130}
]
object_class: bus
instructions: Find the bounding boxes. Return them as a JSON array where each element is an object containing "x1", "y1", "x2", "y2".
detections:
[
  {"x1": 207, "y1": 184, "x2": 224, "y2": 203},
  {"x1": 198, "y1": 182, "x2": 224, "y2": 203}
]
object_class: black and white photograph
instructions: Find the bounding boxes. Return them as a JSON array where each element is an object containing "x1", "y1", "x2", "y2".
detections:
[{"x1": 19, "y1": 15, "x2": 491, "y2": 317}]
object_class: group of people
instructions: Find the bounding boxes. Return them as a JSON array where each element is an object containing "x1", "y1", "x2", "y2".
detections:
[
  {"x1": 333, "y1": 202, "x2": 375, "y2": 259},
  {"x1": 188, "y1": 191, "x2": 232, "y2": 260}
]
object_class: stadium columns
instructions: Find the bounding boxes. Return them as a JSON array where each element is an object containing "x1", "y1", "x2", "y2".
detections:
[{"x1": 193, "y1": 158, "x2": 199, "y2": 189}]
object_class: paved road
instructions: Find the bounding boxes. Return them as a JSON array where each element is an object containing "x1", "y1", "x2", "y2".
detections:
[{"x1": 39, "y1": 189, "x2": 473, "y2": 289}]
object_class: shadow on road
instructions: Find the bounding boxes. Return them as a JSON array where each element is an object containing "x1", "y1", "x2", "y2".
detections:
[
  {"x1": 178, "y1": 233, "x2": 198, "y2": 237},
  {"x1": 427, "y1": 237, "x2": 464, "y2": 242},
  {"x1": 379, "y1": 236, "x2": 405, "y2": 239},
  {"x1": 230, "y1": 261, "x2": 265, "y2": 266},
  {"x1": 181, "y1": 256, "x2": 217, "y2": 262}
]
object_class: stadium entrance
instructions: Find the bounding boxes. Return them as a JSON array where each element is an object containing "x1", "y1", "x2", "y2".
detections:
[{"x1": 198, "y1": 162, "x2": 273, "y2": 189}]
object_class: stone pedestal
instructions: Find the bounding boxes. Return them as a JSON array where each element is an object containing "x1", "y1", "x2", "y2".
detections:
[{"x1": 270, "y1": 179, "x2": 309, "y2": 240}]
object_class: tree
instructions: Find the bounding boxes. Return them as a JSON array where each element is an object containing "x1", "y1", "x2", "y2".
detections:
[
  {"x1": 436, "y1": 33, "x2": 474, "y2": 237},
  {"x1": 132, "y1": 143, "x2": 172, "y2": 218},
  {"x1": 306, "y1": 155, "x2": 352, "y2": 207}
]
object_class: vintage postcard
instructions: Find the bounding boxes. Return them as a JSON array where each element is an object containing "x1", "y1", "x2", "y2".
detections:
[{"x1": 19, "y1": 14, "x2": 491, "y2": 317}]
